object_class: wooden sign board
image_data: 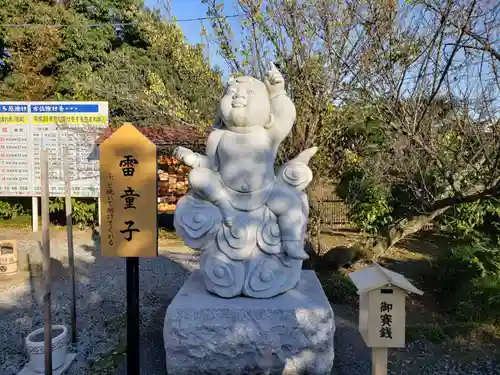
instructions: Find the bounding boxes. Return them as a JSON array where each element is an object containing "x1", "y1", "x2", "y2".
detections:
[
  {"x1": 365, "y1": 287, "x2": 406, "y2": 348},
  {"x1": 99, "y1": 123, "x2": 158, "y2": 257}
]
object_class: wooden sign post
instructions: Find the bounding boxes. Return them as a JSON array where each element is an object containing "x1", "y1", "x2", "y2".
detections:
[
  {"x1": 63, "y1": 146, "x2": 77, "y2": 345},
  {"x1": 41, "y1": 149, "x2": 53, "y2": 375},
  {"x1": 348, "y1": 262, "x2": 424, "y2": 375},
  {"x1": 99, "y1": 123, "x2": 158, "y2": 375}
]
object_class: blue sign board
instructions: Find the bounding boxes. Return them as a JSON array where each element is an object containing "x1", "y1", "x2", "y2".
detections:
[
  {"x1": 30, "y1": 104, "x2": 100, "y2": 113},
  {"x1": 1, "y1": 104, "x2": 29, "y2": 113}
]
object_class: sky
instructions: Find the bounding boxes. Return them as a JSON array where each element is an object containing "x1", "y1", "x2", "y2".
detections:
[
  {"x1": 144, "y1": 0, "x2": 239, "y2": 77},
  {"x1": 142, "y1": 0, "x2": 499, "y2": 117}
]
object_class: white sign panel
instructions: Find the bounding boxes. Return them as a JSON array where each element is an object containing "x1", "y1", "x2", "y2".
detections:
[{"x1": 0, "y1": 101, "x2": 108, "y2": 197}]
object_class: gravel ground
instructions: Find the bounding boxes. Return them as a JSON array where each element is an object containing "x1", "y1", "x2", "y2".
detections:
[
  {"x1": 0, "y1": 232, "x2": 199, "y2": 375},
  {"x1": 0, "y1": 231, "x2": 498, "y2": 375},
  {"x1": 333, "y1": 306, "x2": 499, "y2": 375}
]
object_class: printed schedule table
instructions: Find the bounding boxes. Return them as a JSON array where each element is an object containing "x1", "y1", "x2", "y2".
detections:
[
  {"x1": 0, "y1": 102, "x2": 108, "y2": 198},
  {"x1": 0, "y1": 104, "x2": 31, "y2": 196}
]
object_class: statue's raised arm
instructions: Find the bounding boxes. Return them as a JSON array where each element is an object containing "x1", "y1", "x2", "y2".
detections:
[{"x1": 264, "y1": 63, "x2": 296, "y2": 144}]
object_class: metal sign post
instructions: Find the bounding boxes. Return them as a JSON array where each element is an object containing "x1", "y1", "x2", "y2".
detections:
[{"x1": 126, "y1": 257, "x2": 140, "y2": 374}]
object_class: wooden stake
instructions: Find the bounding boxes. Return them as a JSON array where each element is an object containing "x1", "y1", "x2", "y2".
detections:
[
  {"x1": 371, "y1": 347, "x2": 388, "y2": 375},
  {"x1": 41, "y1": 149, "x2": 53, "y2": 375},
  {"x1": 32, "y1": 197, "x2": 38, "y2": 232},
  {"x1": 64, "y1": 147, "x2": 77, "y2": 345},
  {"x1": 97, "y1": 196, "x2": 101, "y2": 228}
]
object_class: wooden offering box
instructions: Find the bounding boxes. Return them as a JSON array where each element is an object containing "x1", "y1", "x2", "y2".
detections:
[{"x1": 349, "y1": 262, "x2": 423, "y2": 348}]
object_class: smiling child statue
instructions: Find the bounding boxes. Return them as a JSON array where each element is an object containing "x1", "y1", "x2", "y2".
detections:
[{"x1": 173, "y1": 63, "x2": 317, "y2": 298}]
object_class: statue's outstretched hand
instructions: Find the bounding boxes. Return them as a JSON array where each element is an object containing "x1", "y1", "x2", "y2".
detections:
[
  {"x1": 173, "y1": 146, "x2": 198, "y2": 168},
  {"x1": 265, "y1": 62, "x2": 286, "y2": 97}
]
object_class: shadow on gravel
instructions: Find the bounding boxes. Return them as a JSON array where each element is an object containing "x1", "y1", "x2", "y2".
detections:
[
  {"x1": 0, "y1": 230, "x2": 197, "y2": 375},
  {"x1": 331, "y1": 304, "x2": 371, "y2": 375},
  {"x1": 103, "y1": 251, "x2": 198, "y2": 375}
]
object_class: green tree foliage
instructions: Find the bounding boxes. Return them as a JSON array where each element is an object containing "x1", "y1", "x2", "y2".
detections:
[
  {"x1": 0, "y1": 197, "x2": 98, "y2": 227},
  {"x1": 202, "y1": 0, "x2": 499, "y2": 258},
  {"x1": 0, "y1": 0, "x2": 222, "y2": 127},
  {"x1": 338, "y1": 94, "x2": 499, "y2": 251}
]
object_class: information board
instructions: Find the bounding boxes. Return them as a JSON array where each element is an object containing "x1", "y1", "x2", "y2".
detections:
[{"x1": 0, "y1": 101, "x2": 108, "y2": 197}]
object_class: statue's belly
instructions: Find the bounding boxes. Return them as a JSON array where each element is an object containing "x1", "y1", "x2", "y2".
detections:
[
  {"x1": 217, "y1": 132, "x2": 275, "y2": 192},
  {"x1": 219, "y1": 162, "x2": 273, "y2": 192}
]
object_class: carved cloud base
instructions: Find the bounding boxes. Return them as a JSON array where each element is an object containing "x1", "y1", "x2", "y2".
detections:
[
  {"x1": 200, "y1": 247, "x2": 303, "y2": 299},
  {"x1": 174, "y1": 192, "x2": 308, "y2": 298},
  {"x1": 164, "y1": 270, "x2": 335, "y2": 375}
]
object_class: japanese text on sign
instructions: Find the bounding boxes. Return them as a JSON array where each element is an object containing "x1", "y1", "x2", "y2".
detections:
[
  {"x1": 120, "y1": 155, "x2": 139, "y2": 177},
  {"x1": 99, "y1": 123, "x2": 158, "y2": 257},
  {"x1": 106, "y1": 173, "x2": 115, "y2": 247},
  {"x1": 379, "y1": 301, "x2": 393, "y2": 339},
  {"x1": 121, "y1": 187, "x2": 140, "y2": 209},
  {"x1": 119, "y1": 155, "x2": 141, "y2": 242}
]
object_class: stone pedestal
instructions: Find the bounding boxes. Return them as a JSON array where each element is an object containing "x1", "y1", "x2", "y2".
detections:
[{"x1": 164, "y1": 270, "x2": 335, "y2": 375}]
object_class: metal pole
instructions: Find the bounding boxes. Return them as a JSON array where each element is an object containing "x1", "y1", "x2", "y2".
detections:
[
  {"x1": 63, "y1": 147, "x2": 77, "y2": 345},
  {"x1": 32, "y1": 196, "x2": 38, "y2": 232},
  {"x1": 126, "y1": 257, "x2": 140, "y2": 375},
  {"x1": 41, "y1": 149, "x2": 53, "y2": 375}
]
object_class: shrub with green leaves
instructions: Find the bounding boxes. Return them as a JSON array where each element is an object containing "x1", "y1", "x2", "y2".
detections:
[
  {"x1": 49, "y1": 197, "x2": 98, "y2": 228},
  {"x1": 455, "y1": 273, "x2": 500, "y2": 323},
  {"x1": 72, "y1": 199, "x2": 98, "y2": 228},
  {"x1": 0, "y1": 199, "x2": 29, "y2": 219},
  {"x1": 452, "y1": 242, "x2": 500, "y2": 276},
  {"x1": 434, "y1": 240, "x2": 500, "y2": 324},
  {"x1": 338, "y1": 166, "x2": 393, "y2": 233},
  {"x1": 440, "y1": 199, "x2": 500, "y2": 245},
  {"x1": 318, "y1": 271, "x2": 358, "y2": 305}
]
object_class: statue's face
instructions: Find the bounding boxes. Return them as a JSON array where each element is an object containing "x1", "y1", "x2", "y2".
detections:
[{"x1": 219, "y1": 76, "x2": 271, "y2": 132}]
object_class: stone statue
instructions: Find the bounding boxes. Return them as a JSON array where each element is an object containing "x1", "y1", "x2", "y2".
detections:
[{"x1": 173, "y1": 63, "x2": 317, "y2": 298}]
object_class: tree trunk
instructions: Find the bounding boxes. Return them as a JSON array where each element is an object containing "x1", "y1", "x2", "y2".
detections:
[
  {"x1": 363, "y1": 180, "x2": 500, "y2": 257},
  {"x1": 368, "y1": 206, "x2": 451, "y2": 257}
]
